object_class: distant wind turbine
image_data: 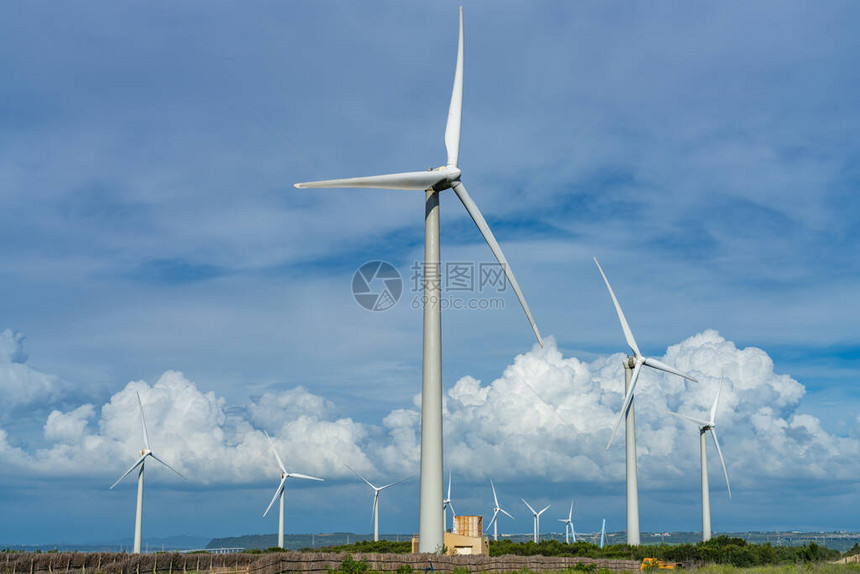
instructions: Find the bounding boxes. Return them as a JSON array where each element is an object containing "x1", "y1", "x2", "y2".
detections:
[
  {"x1": 295, "y1": 9, "x2": 542, "y2": 552},
  {"x1": 485, "y1": 480, "x2": 514, "y2": 541},
  {"x1": 558, "y1": 501, "x2": 576, "y2": 544},
  {"x1": 667, "y1": 378, "x2": 731, "y2": 541},
  {"x1": 594, "y1": 257, "x2": 698, "y2": 545},
  {"x1": 443, "y1": 472, "x2": 456, "y2": 533},
  {"x1": 110, "y1": 392, "x2": 185, "y2": 554},
  {"x1": 522, "y1": 499, "x2": 550, "y2": 543},
  {"x1": 347, "y1": 465, "x2": 412, "y2": 542},
  {"x1": 262, "y1": 432, "x2": 324, "y2": 549},
  {"x1": 599, "y1": 518, "x2": 606, "y2": 549}
]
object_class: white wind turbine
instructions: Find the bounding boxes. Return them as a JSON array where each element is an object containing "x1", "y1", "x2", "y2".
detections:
[
  {"x1": 667, "y1": 379, "x2": 731, "y2": 542},
  {"x1": 522, "y1": 499, "x2": 550, "y2": 543},
  {"x1": 594, "y1": 257, "x2": 698, "y2": 545},
  {"x1": 599, "y1": 518, "x2": 606, "y2": 549},
  {"x1": 110, "y1": 392, "x2": 185, "y2": 554},
  {"x1": 485, "y1": 480, "x2": 514, "y2": 542},
  {"x1": 347, "y1": 465, "x2": 412, "y2": 542},
  {"x1": 557, "y1": 501, "x2": 576, "y2": 544},
  {"x1": 295, "y1": 9, "x2": 542, "y2": 552},
  {"x1": 442, "y1": 472, "x2": 456, "y2": 533},
  {"x1": 262, "y1": 432, "x2": 324, "y2": 549}
]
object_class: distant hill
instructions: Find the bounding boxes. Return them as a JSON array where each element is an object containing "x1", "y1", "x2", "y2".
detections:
[
  {"x1": 2, "y1": 535, "x2": 211, "y2": 553},
  {"x1": 206, "y1": 533, "x2": 407, "y2": 551}
]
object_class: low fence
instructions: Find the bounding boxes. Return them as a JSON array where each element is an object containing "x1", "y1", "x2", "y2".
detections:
[{"x1": 0, "y1": 552, "x2": 641, "y2": 574}]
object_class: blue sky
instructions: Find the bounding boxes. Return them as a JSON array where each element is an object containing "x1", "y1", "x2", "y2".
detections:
[{"x1": 1, "y1": 1, "x2": 859, "y2": 546}]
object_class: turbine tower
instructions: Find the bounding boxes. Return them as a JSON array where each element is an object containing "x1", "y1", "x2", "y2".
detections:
[
  {"x1": 485, "y1": 480, "x2": 513, "y2": 542},
  {"x1": 262, "y1": 432, "x2": 324, "y2": 549},
  {"x1": 522, "y1": 499, "x2": 550, "y2": 543},
  {"x1": 347, "y1": 465, "x2": 412, "y2": 542},
  {"x1": 110, "y1": 392, "x2": 185, "y2": 554},
  {"x1": 668, "y1": 379, "x2": 731, "y2": 541},
  {"x1": 296, "y1": 8, "x2": 542, "y2": 552},
  {"x1": 558, "y1": 501, "x2": 575, "y2": 544},
  {"x1": 442, "y1": 472, "x2": 456, "y2": 533},
  {"x1": 594, "y1": 257, "x2": 697, "y2": 545},
  {"x1": 599, "y1": 518, "x2": 606, "y2": 549}
]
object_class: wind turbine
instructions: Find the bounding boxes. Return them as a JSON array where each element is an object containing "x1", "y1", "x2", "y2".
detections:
[
  {"x1": 599, "y1": 519, "x2": 606, "y2": 549},
  {"x1": 347, "y1": 465, "x2": 412, "y2": 542},
  {"x1": 485, "y1": 480, "x2": 514, "y2": 542},
  {"x1": 594, "y1": 257, "x2": 697, "y2": 545},
  {"x1": 558, "y1": 501, "x2": 575, "y2": 544},
  {"x1": 522, "y1": 499, "x2": 550, "y2": 543},
  {"x1": 668, "y1": 379, "x2": 731, "y2": 541},
  {"x1": 110, "y1": 392, "x2": 185, "y2": 554},
  {"x1": 442, "y1": 472, "x2": 456, "y2": 533},
  {"x1": 262, "y1": 432, "x2": 324, "y2": 549},
  {"x1": 295, "y1": 9, "x2": 542, "y2": 552}
]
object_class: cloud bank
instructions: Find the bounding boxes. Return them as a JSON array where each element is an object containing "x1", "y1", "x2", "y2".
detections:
[{"x1": 1, "y1": 328, "x2": 857, "y2": 496}]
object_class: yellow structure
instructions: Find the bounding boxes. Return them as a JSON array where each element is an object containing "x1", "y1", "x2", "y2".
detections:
[
  {"x1": 641, "y1": 558, "x2": 677, "y2": 569},
  {"x1": 411, "y1": 516, "x2": 489, "y2": 555}
]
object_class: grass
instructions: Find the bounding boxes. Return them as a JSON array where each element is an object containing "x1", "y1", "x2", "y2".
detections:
[{"x1": 690, "y1": 564, "x2": 860, "y2": 573}]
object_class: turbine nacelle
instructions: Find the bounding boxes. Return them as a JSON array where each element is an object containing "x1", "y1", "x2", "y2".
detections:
[{"x1": 431, "y1": 165, "x2": 461, "y2": 191}]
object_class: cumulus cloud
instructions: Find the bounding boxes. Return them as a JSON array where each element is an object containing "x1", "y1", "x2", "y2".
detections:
[
  {"x1": 0, "y1": 330, "x2": 70, "y2": 416},
  {"x1": 0, "y1": 329, "x2": 856, "y2": 497},
  {"x1": 433, "y1": 329, "x2": 858, "y2": 492},
  {"x1": 0, "y1": 369, "x2": 396, "y2": 485},
  {"x1": 44, "y1": 404, "x2": 95, "y2": 444}
]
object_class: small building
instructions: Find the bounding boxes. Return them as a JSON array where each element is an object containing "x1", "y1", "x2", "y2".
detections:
[{"x1": 411, "y1": 516, "x2": 490, "y2": 556}]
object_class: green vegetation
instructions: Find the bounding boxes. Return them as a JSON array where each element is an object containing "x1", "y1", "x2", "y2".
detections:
[
  {"x1": 309, "y1": 540, "x2": 413, "y2": 554},
  {"x1": 313, "y1": 536, "x2": 845, "y2": 568},
  {"x1": 487, "y1": 536, "x2": 842, "y2": 567},
  {"x1": 691, "y1": 565, "x2": 860, "y2": 573}
]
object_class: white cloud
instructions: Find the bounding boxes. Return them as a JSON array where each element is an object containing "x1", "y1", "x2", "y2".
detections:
[
  {"x1": 0, "y1": 330, "x2": 70, "y2": 415},
  {"x1": 44, "y1": 404, "x2": 95, "y2": 444},
  {"x1": 0, "y1": 329, "x2": 856, "y2": 498}
]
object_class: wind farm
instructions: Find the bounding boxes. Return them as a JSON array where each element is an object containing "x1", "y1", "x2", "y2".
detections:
[{"x1": 1, "y1": 0, "x2": 859, "y2": 567}]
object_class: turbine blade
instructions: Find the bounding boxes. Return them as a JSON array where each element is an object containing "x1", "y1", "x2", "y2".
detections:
[
  {"x1": 287, "y1": 472, "x2": 324, "y2": 482},
  {"x1": 569, "y1": 500, "x2": 574, "y2": 522},
  {"x1": 379, "y1": 474, "x2": 413, "y2": 490},
  {"x1": 521, "y1": 499, "x2": 537, "y2": 515},
  {"x1": 607, "y1": 360, "x2": 642, "y2": 449},
  {"x1": 150, "y1": 453, "x2": 186, "y2": 481},
  {"x1": 345, "y1": 464, "x2": 377, "y2": 490},
  {"x1": 538, "y1": 504, "x2": 551, "y2": 516},
  {"x1": 710, "y1": 377, "x2": 724, "y2": 425},
  {"x1": 110, "y1": 454, "x2": 147, "y2": 489},
  {"x1": 444, "y1": 6, "x2": 464, "y2": 168},
  {"x1": 709, "y1": 428, "x2": 732, "y2": 499},
  {"x1": 486, "y1": 509, "x2": 499, "y2": 529},
  {"x1": 264, "y1": 431, "x2": 287, "y2": 474},
  {"x1": 295, "y1": 171, "x2": 446, "y2": 191},
  {"x1": 263, "y1": 478, "x2": 286, "y2": 517},
  {"x1": 491, "y1": 480, "x2": 499, "y2": 507},
  {"x1": 643, "y1": 357, "x2": 698, "y2": 383},
  {"x1": 136, "y1": 393, "x2": 150, "y2": 451},
  {"x1": 448, "y1": 501, "x2": 456, "y2": 517},
  {"x1": 667, "y1": 410, "x2": 710, "y2": 428},
  {"x1": 593, "y1": 257, "x2": 640, "y2": 357},
  {"x1": 452, "y1": 181, "x2": 543, "y2": 347},
  {"x1": 447, "y1": 471, "x2": 452, "y2": 501},
  {"x1": 500, "y1": 508, "x2": 514, "y2": 520}
]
